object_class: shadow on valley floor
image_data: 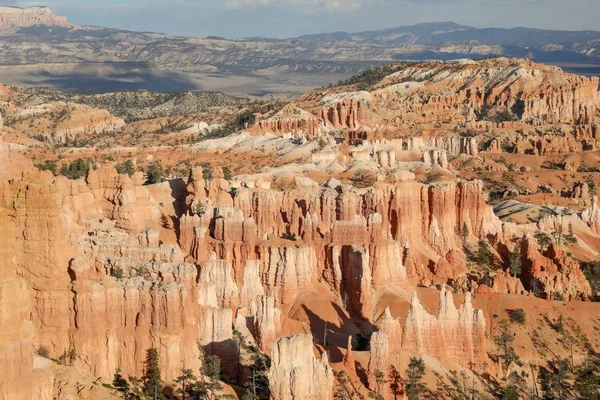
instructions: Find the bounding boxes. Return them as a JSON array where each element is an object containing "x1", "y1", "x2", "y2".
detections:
[{"x1": 0, "y1": 62, "x2": 202, "y2": 94}]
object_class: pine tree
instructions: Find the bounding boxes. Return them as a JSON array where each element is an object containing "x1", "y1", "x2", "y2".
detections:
[
  {"x1": 243, "y1": 344, "x2": 270, "y2": 399},
  {"x1": 368, "y1": 370, "x2": 387, "y2": 400},
  {"x1": 406, "y1": 357, "x2": 426, "y2": 400},
  {"x1": 334, "y1": 371, "x2": 358, "y2": 400},
  {"x1": 202, "y1": 353, "x2": 223, "y2": 400},
  {"x1": 534, "y1": 232, "x2": 552, "y2": 252},
  {"x1": 494, "y1": 319, "x2": 520, "y2": 377},
  {"x1": 565, "y1": 222, "x2": 578, "y2": 244},
  {"x1": 502, "y1": 384, "x2": 519, "y2": 400},
  {"x1": 509, "y1": 246, "x2": 521, "y2": 277},
  {"x1": 461, "y1": 222, "x2": 469, "y2": 243},
  {"x1": 475, "y1": 241, "x2": 491, "y2": 265},
  {"x1": 232, "y1": 329, "x2": 245, "y2": 382},
  {"x1": 143, "y1": 348, "x2": 165, "y2": 400},
  {"x1": 175, "y1": 368, "x2": 196, "y2": 400}
]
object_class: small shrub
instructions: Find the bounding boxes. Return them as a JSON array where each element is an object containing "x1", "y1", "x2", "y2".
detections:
[
  {"x1": 222, "y1": 166, "x2": 232, "y2": 180},
  {"x1": 509, "y1": 309, "x2": 526, "y2": 325},
  {"x1": 534, "y1": 232, "x2": 552, "y2": 251},
  {"x1": 59, "y1": 347, "x2": 77, "y2": 366},
  {"x1": 37, "y1": 345, "x2": 50, "y2": 358},
  {"x1": 60, "y1": 158, "x2": 91, "y2": 180},
  {"x1": 111, "y1": 266, "x2": 124, "y2": 279},
  {"x1": 199, "y1": 163, "x2": 213, "y2": 180},
  {"x1": 555, "y1": 314, "x2": 565, "y2": 333},
  {"x1": 135, "y1": 266, "x2": 147, "y2": 277},
  {"x1": 145, "y1": 161, "x2": 163, "y2": 184},
  {"x1": 35, "y1": 159, "x2": 58, "y2": 175},
  {"x1": 551, "y1": 291, "x2": 565, "y2": 301},
  {"x1": 195, "y1": 203, "x2": 205, "y2": 217},
  {"x1": 116, "y1": 159, "x2": 135, "y2": 176}
]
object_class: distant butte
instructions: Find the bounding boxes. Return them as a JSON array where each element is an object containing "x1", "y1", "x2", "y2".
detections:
[{"x1": 0, "y1": 6, "x2": 69, "y2": 29}]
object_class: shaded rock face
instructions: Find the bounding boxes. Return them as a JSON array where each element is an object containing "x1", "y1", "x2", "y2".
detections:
[
  {"x1": 268, "y1": 334, "x2": 334, "y2": 400},
  {"x1": 0, "y1": 6, "x2": 68, "y2": 29},
  {"x1": 521, "y1": 240, "x2": 592, "y2": 300}
]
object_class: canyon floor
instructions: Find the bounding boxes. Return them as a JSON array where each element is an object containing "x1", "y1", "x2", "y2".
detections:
[{"x1": 2, "y1": 57, "x2": 600, "y2": 399}]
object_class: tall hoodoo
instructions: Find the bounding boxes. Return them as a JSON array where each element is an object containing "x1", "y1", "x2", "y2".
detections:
[
  {"x1": 268, "y1": 334, "x2": 334, "y2": 400},
  {"x1": 402, "y1": 289, "x2": 488, "y2": 369}
]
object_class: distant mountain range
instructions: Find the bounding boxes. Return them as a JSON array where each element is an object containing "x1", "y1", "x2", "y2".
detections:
[
  {"x1": 291, "y1": 22, "x2": 600, "y2": 63},
  {"x1": 1, "y1": 8, "x2": 600, "y2": 96}
]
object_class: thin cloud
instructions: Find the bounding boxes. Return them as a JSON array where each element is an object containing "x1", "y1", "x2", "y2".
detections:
[{"x1": 225, "y1": 0, "x2": 361, "y2": 13}]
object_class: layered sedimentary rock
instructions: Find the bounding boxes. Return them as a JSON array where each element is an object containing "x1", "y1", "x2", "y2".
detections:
[
  {"x1": 180, "y1": 169, "x2": 500, "y2": 325},
  {"x1": 377, "y1": 307, "x2": 403, "y2": 352},
  {"x1": 268, "y1": 334, "x2": 334, "y2": 400},
  {"x1": 374, "y1": 58, "x2": 600, "y2": 126},
  {"x1": 8, "y1": 103, "x2": 124, "y2": 144},
  {"x1": 252, "y1": 104, "x2": 321, "y2": 137},
  {"x1": 254, "y1": 295, "x2": 281, "y2": 353},
  {"x1": 0, "y1": 6, "x2": 68, "y2": 29}
]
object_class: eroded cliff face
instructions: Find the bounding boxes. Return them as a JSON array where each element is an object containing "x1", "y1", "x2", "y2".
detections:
[
  {"x1": 0, "y1": 186, "x2": 53, "y2": 399},
  {"x1": 0, "y1": 167, "x2": 232, "y2": 384},
  {"x1": 0, "y1": 161, "x2": 505, "y2": 391},
  {"x1": 3, "y1": 147, "x2": 599, "y2": 397}
]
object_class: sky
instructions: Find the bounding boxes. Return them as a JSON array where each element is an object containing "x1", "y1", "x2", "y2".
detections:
[{"x1": 9, "y1": 0, "x2": 600, "y2": 38}]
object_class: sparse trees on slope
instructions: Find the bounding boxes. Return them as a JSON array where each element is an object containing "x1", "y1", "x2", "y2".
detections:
[
  {"x1": 244, "y1": 343, "x2": 270, "y2": 399},
  {"x1": 574, "y1": 353, "x2": 600, "y2": 399},
  {"x1": 475, "y1": 241, "x2": 491, "y2": 265},
  {"x1": 334, "y1": 371, "x2": 362, "y2": 400},
  {"x1": 540, "y1": 358, "x2": 571, "y2": 400},
  {"x1": 502, "y1": 384, "x2": 519, "y2": 400}
]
